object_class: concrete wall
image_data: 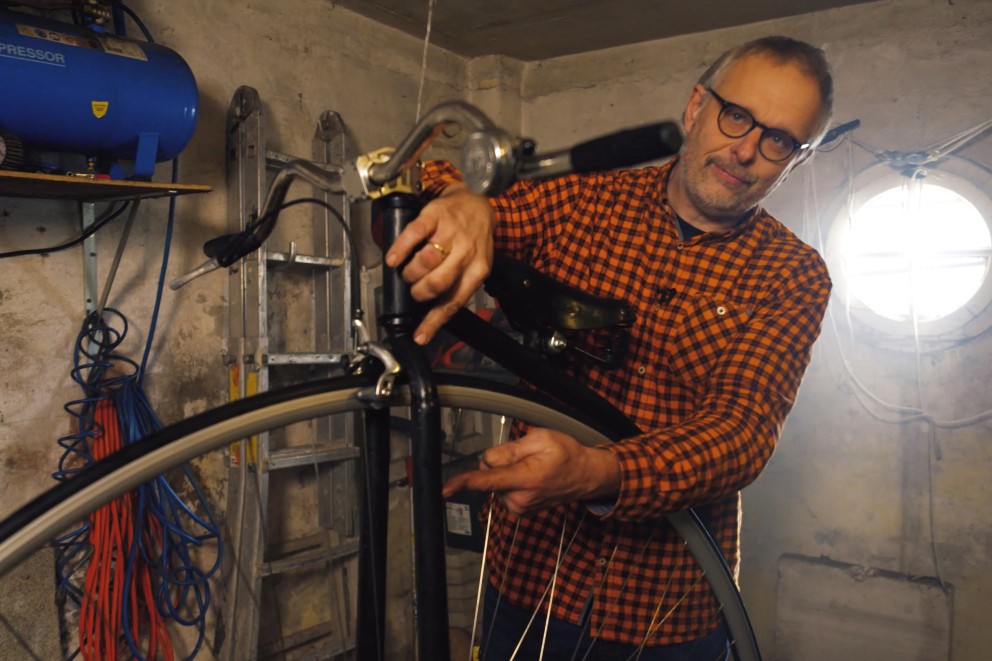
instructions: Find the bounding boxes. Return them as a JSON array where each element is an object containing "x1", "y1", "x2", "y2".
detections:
[{"x1": 2, "y1": 0, "x2": 992, "y2": 659}]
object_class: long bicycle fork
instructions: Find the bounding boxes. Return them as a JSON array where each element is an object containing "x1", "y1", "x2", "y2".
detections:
[{"x1": 357, "y1": 192, "x2": 450, "y2": 661}]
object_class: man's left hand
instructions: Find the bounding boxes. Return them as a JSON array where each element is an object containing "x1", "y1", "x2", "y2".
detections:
[{"x1": 442, "y1": 429, "x2": 621, "y2": 515}]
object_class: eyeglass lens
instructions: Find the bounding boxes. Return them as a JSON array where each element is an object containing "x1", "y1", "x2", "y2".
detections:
[{"x1": 717, "y1": 103, "x2": 797, "y2": 162}]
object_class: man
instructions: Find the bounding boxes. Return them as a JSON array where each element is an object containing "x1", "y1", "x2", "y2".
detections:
[{"x1": 387, "y1": 36, "x2": 834, "y2": 659}]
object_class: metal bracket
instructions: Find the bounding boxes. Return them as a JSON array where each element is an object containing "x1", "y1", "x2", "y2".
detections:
[
  {"x1": 352, "y1": 318, "x2": 401, "y2": 406},
  {"x1": 82, "y1": 199, "x2": 141, "y2": 320}
]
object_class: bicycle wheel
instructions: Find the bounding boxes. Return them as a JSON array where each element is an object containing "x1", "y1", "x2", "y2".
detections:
[{"x1": 0, "y1": 373, "x2": 759, "y2": 661}]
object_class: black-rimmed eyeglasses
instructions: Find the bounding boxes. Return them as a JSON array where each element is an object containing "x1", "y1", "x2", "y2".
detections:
[{"x1": 705, "y1": 87, "x2": 809, "y2": 162}]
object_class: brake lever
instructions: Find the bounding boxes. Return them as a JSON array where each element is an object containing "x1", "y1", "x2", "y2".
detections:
[
  {"x1": 169, "y1": 258, "x2": 220, "y2": 290},
  {"x1": 203, "y1": 231, "x2": 263, "y2": 266},
  {"x1": 169, "y1": 230, "x2": 264, "y2": 290}
]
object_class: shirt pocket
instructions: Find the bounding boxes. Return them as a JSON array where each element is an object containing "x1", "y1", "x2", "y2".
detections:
[{"x1": 663, "y1": 296, "x2": 751, "y2": 387}]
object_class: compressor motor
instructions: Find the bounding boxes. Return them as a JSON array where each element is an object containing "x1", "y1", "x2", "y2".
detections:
[{"x1": 0, "y1": 4, "x2": 198, "y2": 180}]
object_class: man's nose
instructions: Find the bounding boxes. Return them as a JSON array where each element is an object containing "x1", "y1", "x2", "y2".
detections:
[{"x1": 730, "y1": 129, "x2": 761, "y2": 164}]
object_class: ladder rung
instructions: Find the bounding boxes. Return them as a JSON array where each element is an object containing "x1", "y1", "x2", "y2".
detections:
[
  {"x1": 260, "y1": 620, "x2": 333, "y2": 655},
  {"x1": 267, "y1": 251, "x2": 344, "y2": 269},
  {"x1": 264, "y1": 352, "x2": 349, "y2": 366},
  {"x1": 260, "y1": 534, "x2": 359, "y2": 577},
  {"x1": 265, "y1": 150, "x2": 338, "y2": 172},
  {"x1": 258, "y1": 622, "x2": 356, "y2": 661},
  {"x1": 264, "y1": 149, "x2": 296, "y2": 167},
  {"x1": 266, "y1": 445, "x2": 360, "y2": 471}
]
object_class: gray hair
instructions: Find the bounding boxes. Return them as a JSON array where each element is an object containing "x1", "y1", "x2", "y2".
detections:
[{"x1": 698, "y1": 36, "x2": 834, "y2": 144}]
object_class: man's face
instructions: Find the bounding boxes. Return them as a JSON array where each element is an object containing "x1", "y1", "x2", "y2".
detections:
[{"x1": 673, "y1": 53, "x2": 824, "y2": 228}]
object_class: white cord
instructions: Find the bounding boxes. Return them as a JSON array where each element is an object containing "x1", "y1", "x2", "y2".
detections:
[
  {"x1": 415, "y1": 0, "x2": 436, "y2": 123},
  {"x1": 850, "y1": 116, "x2": 992, "y2": 167},
  {"x1": 918, "y1": 117, "x2": 992, "y2": 165}
]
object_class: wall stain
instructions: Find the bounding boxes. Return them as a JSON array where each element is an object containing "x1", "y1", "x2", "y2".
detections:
[{"x1": 814, "y1": 528, "x2": 846, "y2": 548}]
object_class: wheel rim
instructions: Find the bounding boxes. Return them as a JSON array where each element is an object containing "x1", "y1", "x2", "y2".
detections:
[{"x1": 0, "y1": 375, "x2": 759, "y2": 660}]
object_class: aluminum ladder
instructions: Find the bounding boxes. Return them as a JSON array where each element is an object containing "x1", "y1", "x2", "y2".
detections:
[{"x1": 221, "y1": 85, "x2": 360, "y2": 661}]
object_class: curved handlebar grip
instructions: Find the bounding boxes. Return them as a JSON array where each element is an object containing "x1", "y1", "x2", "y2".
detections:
[
  {"x1": 203, "y1": 232, "x2": 263, "y2": 267},
  {"x1": 570, "y1": 121, "x2": 683, "y2": 173}
]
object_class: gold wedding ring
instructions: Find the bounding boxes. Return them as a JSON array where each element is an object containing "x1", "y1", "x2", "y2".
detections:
[{"x1": 430, "y1": 241, "x2": 449, "y2": 257}]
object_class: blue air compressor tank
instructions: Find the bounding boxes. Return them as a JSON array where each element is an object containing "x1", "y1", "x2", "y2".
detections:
[{"x1": 0, "y1": 7, "x2": 197, "y2": 174}]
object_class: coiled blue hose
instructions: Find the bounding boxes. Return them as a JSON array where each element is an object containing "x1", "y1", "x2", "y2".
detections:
[{"x1": 54, "y1": 161, "x2": 222, "y2": 659}]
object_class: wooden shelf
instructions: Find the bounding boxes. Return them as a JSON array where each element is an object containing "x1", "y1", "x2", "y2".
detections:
[{"x1": 0, "y1": 170, "x2": 211, "y2": 202}]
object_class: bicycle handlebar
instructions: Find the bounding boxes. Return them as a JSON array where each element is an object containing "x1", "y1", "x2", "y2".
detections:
[
  {"x1": 518, "y1": 121, "x2": 683, "y2": 180},
  {"x1": 170, "y1": 101, "x2": 683, "y2": 289}
]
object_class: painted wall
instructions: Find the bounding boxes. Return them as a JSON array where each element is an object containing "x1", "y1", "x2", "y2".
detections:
[{"x1": 2, "y1": 0, "x2": 991, "y2": 659}]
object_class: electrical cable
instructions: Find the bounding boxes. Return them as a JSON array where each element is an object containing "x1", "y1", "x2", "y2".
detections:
[
  {"x1": 138, "y1": 159, "x2": 177, "y2": 382},
  {"x1": 237, "y1": 195, "x2": 361, "y2": 270},
  {"x1": 76, "y1": 397, "x2": 176, "y2": 661},
  {"x1": 0, "y1": 202, "x2": 128, "y2": 260},
  {"x1": 51, "y1": 156, "x2": 222, "y2": 658},
  {"x1": 114, "y1": 380, "x2": 221, "y2": 660},
  {"x1": 849, "y1": 115, "x2": 992, "y2": 169},
  {"x1": 118, "y1": 2, "x2": 155, "y2": 43},
  {"x1": 415, "y1": 0, "x2": 436, "y2": 123},
  {"x1": 122, "y1": 158, "x2": 221, "y2": 660}
]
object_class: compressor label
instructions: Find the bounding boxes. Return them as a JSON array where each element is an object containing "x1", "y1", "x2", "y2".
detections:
[
  {"x1": 13, "y1": 23, "x2": 147, "y2": 62},
  {"x1": 15, "y1": 22, "x2": 96, "y2": 53},
  {"x1": 0, "y1": 40, "x2": 66, "y2": 66},
  {"x1": 98, "y1": 35, "x2": 147, "y2": 62}
]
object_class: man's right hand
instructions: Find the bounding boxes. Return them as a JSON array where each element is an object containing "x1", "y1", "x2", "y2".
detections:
[{"x1": 385, "y1": 183, "x2": 496, "y2": 345}]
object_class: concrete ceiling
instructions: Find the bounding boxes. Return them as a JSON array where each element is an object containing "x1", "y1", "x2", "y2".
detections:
[{"x1": 332, "y1": 0, "x2": 882, "y2": 61}]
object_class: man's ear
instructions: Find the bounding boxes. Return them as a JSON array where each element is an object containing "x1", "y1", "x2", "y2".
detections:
[{"x1": 682, "y1": 84, "x2": 708, "y2": 133}]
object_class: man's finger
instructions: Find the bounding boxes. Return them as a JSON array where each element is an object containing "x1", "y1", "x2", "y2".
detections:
[
  {"x1": 411, "y1": 270, "x2": 484, "y2": 344},
  {"x1": 442, "y1": 466, "x2": 524, "y2": 497},
  {"x1": 442, "y1": 472, "x2": 471, "y2": 498},
  {"x1": 479, "y1": 442, "x2": 523, "y2": 468},
  {"x1": 409, "y1": 249, "x2": 463, "y2": 301},
  {"x1": 400, "y1": 240, "x2": 450, "y2": 285},
  {"x1": 412, "y1": 262, "x2": 491, "y2": 344},
  {"x1": 385, "y1": 214, "x2": 437, "y2": 268}
]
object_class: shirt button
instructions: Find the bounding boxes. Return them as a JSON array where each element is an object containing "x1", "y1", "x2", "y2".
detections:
[
  {"x1": 637, "y1": 366, "x2": 646, "y2": 375},
  {"x1": 716, "y1": 306, "x2": 727, "y2": 316},
  {"x1": 596, "y1": 557, "x2": 608, "y2": 567}
]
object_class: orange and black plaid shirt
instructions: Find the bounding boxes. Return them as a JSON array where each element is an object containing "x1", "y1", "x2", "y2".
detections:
[{"x1": 424, "y1": 159, "x2": 831, "y2": 645}]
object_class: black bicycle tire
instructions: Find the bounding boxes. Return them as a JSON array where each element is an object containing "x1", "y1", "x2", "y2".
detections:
[{"x1": 0, "y1": 373, "x2": 759, "y2": 661}]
